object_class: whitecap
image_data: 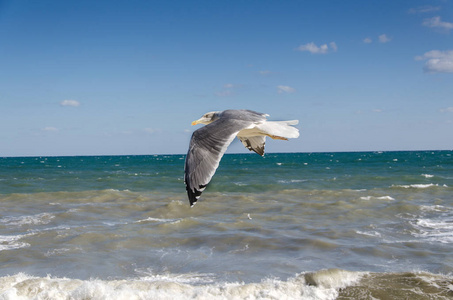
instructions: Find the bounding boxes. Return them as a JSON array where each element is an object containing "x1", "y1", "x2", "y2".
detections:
[
  {"x1": 0, "y1": 213, "x2": 55, "y2": 227},
  {"x1": 135, "y1": 217, "x2": 180, "y2": 224},
  {"x1": 0, "y1": 269, "x2": 364, "y2": 300},
  {"x1": 421, "y1": 174, "x2": 434, "y2": 178},
  {"x1": 356, "y1": 230, "x2": 382, "y2": 237},
  {"x1": 102, "y1": 221, "x2": 129, "y2": 226},
  {"x1": 420, "y1": 205, "x2": 448, "y2": 212},
  {"x1": 291, "y1": 179, "x2": 307, "y2": 183},
  {"x1": 410, "y1": 204, "x2": 453, "y2": 244},
  {"x1": 278, "y1": 179, "x2": 307, "y2": 184},
  {"x1": 0, "y1": 235, "x2": 31, "y2": 251},
  {"x1": 136, "y1": 270, "x2": 216, "y2": 284},
  {"x1": 392, "y1": 183, "x2": 444, "y2": 189},
  {"x1": 360, "y1": 196, "x2": 394, "y2": 201},
  {"x1": 377, "y1": 196, "x2": 395, "y2": 200},
  {"x1": 411, "y1": 218, "x2": 453, "y2": 244}
]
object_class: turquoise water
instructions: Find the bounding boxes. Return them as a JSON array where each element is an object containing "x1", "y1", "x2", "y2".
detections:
[
  {"x1": 1, "y1": 151, "x2": 452, "y2": 299},
  {"x1": 3, "y1": 151, "x2": 451, "y2": 194}
]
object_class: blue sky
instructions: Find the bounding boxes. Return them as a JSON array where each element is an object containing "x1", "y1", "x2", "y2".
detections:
[{"x1": 1, "y1": 0, "x2": 452, "y2": 156}]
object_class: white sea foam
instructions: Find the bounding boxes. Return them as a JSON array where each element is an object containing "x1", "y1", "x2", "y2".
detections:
[
  {"x1": 356, "y1": 230, "x2": 382, "y2": 237},
  {"x1": 278, "y1": 179, "x2": 308, "y2": 184},
  {"x1": 0, "y1": 269, "x2": 364, "y2": 300},
  {"x1": 0, "y1": 213, "x2": 54, "y2": 227},
  {"x1": 0, "y1": 235, "x2": 30, "y2": 251},
  {"x1": 378, "y1": 196, "x2": 395, "y2": 200},
  {"x1": 410, "y1": 205, "x2": 453, "y2": 244},
  {"x1": 102, "y1": 221, "x2": 129, "y2": 226},
  {"x1": 360, "y1": 196, "x2": 394, "y2": 201},
  {"x1": 392, "y1": 183, "x2": 447, "y2": 189},
  {"x1": 412, "y1": 219, "x2": 453, "y2": 244},
  {"x1": 421, "y1": 174, "x2": 434, "y2": 178},
  {"x1": 135, "y1": 217, "x2": 180, "y2": 224},
  {"x1": 420, "y1": 205, "x2": 448, "y2": 212}
]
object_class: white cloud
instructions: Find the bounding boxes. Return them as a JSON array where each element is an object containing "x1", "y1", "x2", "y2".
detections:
[
  {"x1": 440, "y1": 107, "x2": 453, "y2": 113},
  {"x1": 60, "y1": 100, "x2": 80, "y2": 107},
  {"x1": 363, "y1": 37, "x2": 372, "y2": 44},
  {"x1": 408, "y1": 6, "x2": 441, "y2": 14},
  {"x1": 277, "y1": 85, "x2": 295, "y2": 94},
  {"x1": 223, "y1": 83, "x2": 234, "y2": 89},
  {"x1": 329, "y1": 42, "x2": 338, "y2": 52},
  {"x1": 415, "y1": 50, "x2": 453, "y2": 73},
  {"x1": 296, "y1": 42, "x2": 337, "y2": 54},
  {"x1": 372, "y1": 109, "x2": 383, "y2": 113},
  {"x1": 423, "y1": 16, "x2": 453, "y2": 32},
  {"x1": 43, "y1": 127, "x2": 58, "y2": 132},
  {"x1": 378, "y1": 34, "x2": 391, "y2": 43}
]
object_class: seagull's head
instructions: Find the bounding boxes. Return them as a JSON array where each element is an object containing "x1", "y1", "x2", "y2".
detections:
[{"x1": 191, "y1": 111, "x2": 220, "y2": 125}]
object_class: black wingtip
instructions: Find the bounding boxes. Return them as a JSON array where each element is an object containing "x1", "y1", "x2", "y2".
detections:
[{"x1": 186, "y1": 187, "x2": 202, "y2": 207}]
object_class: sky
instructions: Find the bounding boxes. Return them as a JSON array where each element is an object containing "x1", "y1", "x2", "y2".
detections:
[{"x1": 0, "y1": 0, "x2": 452, "y2": 157}]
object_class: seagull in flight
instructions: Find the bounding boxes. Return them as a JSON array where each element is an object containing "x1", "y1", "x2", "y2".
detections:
[{"x1": 184, "y1": 109, "x2": 299, "y2": 207}]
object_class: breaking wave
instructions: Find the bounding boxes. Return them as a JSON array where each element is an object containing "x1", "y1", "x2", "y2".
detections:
[{"x1": 0, "y1": 269, "x2": 363, "y2": 300}]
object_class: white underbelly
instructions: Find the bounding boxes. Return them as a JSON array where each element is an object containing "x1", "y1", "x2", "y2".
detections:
[{"x1": 237, "y1": 127, "x2": 264, "y2": 138}]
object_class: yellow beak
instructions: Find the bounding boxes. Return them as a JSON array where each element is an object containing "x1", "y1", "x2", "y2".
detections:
[{"x1": 191, "y1": 119, "x2": 201, "y2": 125}]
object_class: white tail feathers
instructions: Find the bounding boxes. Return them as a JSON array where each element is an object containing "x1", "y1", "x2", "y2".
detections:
[{"x1": 257, "y1": 120, "x2": 300, "y2": 139}]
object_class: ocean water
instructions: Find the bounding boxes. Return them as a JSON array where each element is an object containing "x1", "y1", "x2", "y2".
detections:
[{"x1": 0, "y1": 151, "x2": 452, "y2": 299}]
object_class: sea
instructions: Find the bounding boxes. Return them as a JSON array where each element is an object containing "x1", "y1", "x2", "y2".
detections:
[{"x1": 0, "y1": 151, "x2": 452, "y2": 299}]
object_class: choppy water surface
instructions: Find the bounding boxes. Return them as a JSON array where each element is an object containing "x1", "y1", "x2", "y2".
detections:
[{"x1": 0, "y1": 151, "x2": 452, "y2": 299}]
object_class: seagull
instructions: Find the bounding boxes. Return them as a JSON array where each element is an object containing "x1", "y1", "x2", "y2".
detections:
[{"x1": 184, "y1": 109, "x2": 299, "y2": 207}]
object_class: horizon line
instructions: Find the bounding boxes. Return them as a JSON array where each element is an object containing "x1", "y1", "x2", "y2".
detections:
[{"x1": 2, "y1": 149, "x2": 452, "y2": 159}]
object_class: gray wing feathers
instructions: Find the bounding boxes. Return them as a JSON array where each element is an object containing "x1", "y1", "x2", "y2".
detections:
[
  {"x1": 238, "y1": 136, "x2": 266, "y2": 156},
  {"x1": 221, "y1": 109, "x2": 267, "y2": 123}
]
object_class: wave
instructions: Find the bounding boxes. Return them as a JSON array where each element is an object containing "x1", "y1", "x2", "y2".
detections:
[
  {"x1": 0, "y1": 269, "x2": 363, "y2": 300},
  {"x1": 421, "y1": 174, "x2": 435, "y2": 178},
  {"x1": 1, "y1": 270, "x2": 452, "y2": 300},
  {"x1": 360, "y1": 195, "x2": 395, "y2": 201},
  {"x1": 0, "y1": 212, "x2": 55, "y2": 227},
  {"x1": 412, "y1": 219, "x2": 453, "y2": 244},
  {"x1": 407, "y1": 205, "x2": 453, "y2": 244},
  {"x1": 135, "y1": 217, "x2": 181, "y2": 224},
  {"x1": 392, "y1": 183, "x2": 449, "y2": 189},
  {"x1": 0, "y1": 234, "x2": 30, "y2": 251}
]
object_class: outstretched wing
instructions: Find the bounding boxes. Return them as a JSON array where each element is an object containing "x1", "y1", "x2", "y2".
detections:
[
  {"x1": 184, "y1": 117, "x2": 252, "y2": 206},
  {"x1": 237, "y1": 136, "x2": 266, "y2": 156}
]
